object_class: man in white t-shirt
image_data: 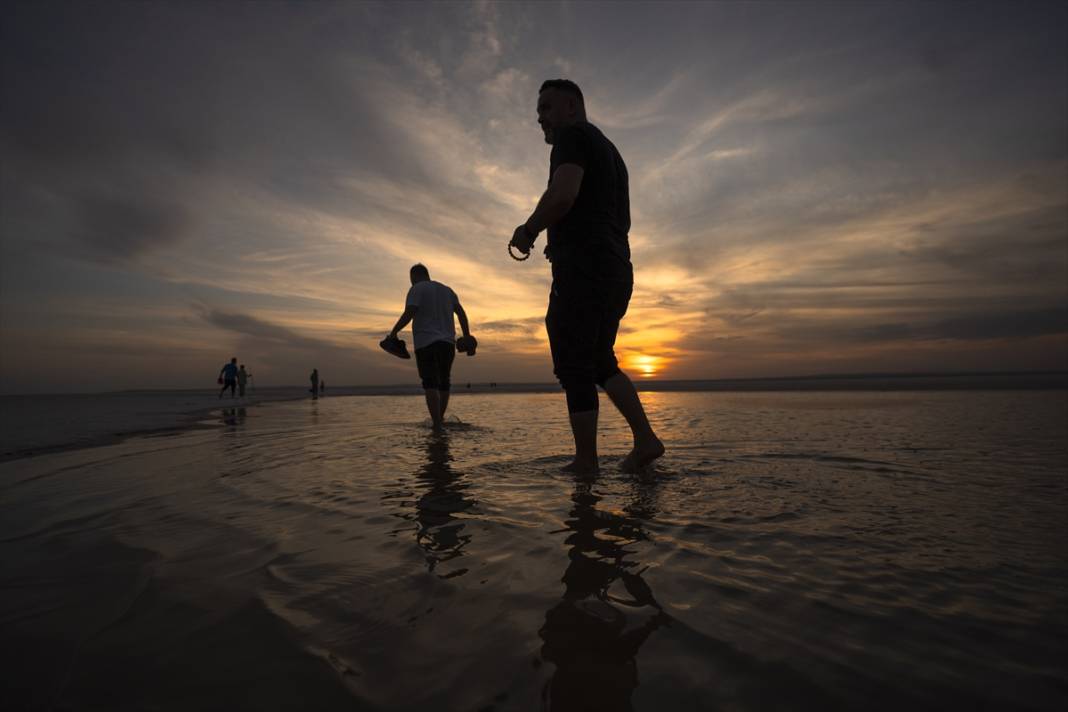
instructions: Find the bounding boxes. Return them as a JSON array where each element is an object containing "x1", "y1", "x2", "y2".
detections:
[{"x1": 388, "y1": 264, "x2": 473, "y2": 428}]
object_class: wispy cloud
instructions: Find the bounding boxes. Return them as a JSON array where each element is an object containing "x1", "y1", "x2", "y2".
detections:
[{"x1": 1, "y1": 1, "x2": 1065, "y2": 391}]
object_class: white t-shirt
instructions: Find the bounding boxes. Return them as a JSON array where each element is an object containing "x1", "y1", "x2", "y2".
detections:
[{"x1": 406, "y1": 280, "x2": 458, "y2": 350}]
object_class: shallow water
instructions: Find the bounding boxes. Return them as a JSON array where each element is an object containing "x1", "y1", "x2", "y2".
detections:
[{"x1": 2, "y1": 391, "x2": 1066, "y2": 710}]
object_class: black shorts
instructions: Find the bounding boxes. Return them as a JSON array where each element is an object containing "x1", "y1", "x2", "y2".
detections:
[
  {"x1": 415, "y1": 340, "x2": 456, "y2": 391},
  {"x1": 545, "y1": 276, "x2": 632, "y2": 389}
]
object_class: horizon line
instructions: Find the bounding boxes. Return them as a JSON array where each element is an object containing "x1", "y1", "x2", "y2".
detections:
[{"x1": 3, "y1": 369, "x2": 1066, "y2": 397}]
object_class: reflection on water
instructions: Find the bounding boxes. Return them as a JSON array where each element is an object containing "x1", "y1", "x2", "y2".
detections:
[
  {"x1": 1, "y1": 391, "x2": 1065, "y2": 711},
  {"x1": 220, "y1": 407, "x2": 247, "y2": 426},
  {"x1": 540, "y1": 474, "x2": 670, "y2": 710},
  {"x1": 413, "y1": 433, "x2": 475, "y2": 577},
  {"x1": 384, "y1": 431, "x2": 476, "y2": 578}
]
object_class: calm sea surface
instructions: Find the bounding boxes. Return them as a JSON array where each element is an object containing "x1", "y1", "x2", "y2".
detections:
[{"x1": 2, "y1": 391, "x2": 1066, "y2": 711}]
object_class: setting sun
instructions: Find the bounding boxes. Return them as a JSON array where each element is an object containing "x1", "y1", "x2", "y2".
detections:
[{"x1": 628, "y1": 353, "x2": 662, "y2": 378}]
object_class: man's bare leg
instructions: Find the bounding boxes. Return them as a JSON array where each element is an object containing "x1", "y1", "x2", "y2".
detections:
[
  {"x1": 439, "y1": 390, "x2": 450, "y2": 421},
  {"x1": 603, "y1": 372, "x2": 664, "y2": 472},
  {"x1": 562, "y1": 409, "x2": 599, "y2": 473},
  {"x1": 424, "y1": 389, "x2": 444, "y2": 429}
]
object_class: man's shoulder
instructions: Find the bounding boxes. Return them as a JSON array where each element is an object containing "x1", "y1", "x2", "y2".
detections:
[
  {"x1": 574, "y1": 121, "x2": 610, "y2": 142},
  {"x1": 555, "y1": 122, "x2": 595, "y2": 147},
  {"x1": 409, "y1": 280, "x2": 453, "y2": 301},
  {"x1": 555, "y1": 122, "x2": 616, "y2": 159}
]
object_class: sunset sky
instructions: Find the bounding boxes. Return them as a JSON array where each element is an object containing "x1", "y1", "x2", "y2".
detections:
[{"x1": 2, "y1": 1, "x2": 1066, "y2": 393}]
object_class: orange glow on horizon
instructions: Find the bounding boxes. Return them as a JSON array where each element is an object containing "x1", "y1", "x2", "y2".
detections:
[{"x1": 625, "y1": 353, "x2": 664, "y2": 378}]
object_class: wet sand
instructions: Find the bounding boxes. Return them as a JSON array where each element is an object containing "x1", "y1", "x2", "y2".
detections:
[{"x1": 2, "y1": 391, "x2": 1066, "y2": 710}]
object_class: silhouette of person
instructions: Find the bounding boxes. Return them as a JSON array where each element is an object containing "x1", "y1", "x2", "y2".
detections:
[
  {"x1": 387, "y1": 263, "x2": 474, "y2": 429},
  {"x1": 309, "y1": 368, "x2": 319, "y2": 399},
  {"x1": 218, "y1": 357, "x2": 238, "y2": 399},
  {"x1": 237, "y1": 364, "x2": 249, "y2": 397},
  {"x1": 319, "y1": 380, "x2": 325, "y2": 395},
  {"x1": 539, "y1": 473, "x2": 669, "y2": 710},
  {"x1": 508, "y1": 79, "x2": 663, "y2": 474}
]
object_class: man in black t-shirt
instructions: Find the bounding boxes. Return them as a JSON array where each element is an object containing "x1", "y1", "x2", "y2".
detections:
[{"x1": 509, "y1": 79, "x2": 664, "y2": 474}]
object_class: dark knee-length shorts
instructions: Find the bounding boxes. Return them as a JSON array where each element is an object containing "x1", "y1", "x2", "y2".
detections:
[
  {"x1": 546, "y1": 276, "x2": 632, "y2": 389},
  {"x1": 415, "y1": 340, "x2": 455, "y2": 391}
]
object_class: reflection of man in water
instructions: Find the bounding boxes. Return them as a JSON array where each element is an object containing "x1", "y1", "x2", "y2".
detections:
[
  {"x1": 388, "y1": 264, "x2": 473, "y2": 429},
  {"x1": 509, "y1": 79, "x2": 664, "y2": 473},
  {"x1": 221, "y1": 407, "x2": 246, "y2": 426},
  {"x1": 413, "y1": 433, "x2": 474, "y2": 576},
  {"x1": 539, "y1": 474, "x2": 668, "y2": 710},
  {"x1": 218, "y1": 357, "x2": 238, "y2": 399}
]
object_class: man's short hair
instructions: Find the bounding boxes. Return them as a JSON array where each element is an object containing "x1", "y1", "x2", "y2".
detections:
[
  {"x1": 410, "y1": 263, "x2": 430, "y2": 281},
  {"x1": 540, "y1": 79, "x2": 584, "y2": 107}
]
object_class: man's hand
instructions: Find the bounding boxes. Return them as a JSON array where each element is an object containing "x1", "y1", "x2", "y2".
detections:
[{"x1": 510, "y1": 224, "x2": 535, "y2": 256}]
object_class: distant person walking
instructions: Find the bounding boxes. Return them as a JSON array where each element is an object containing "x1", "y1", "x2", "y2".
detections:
[
  {"x1": 218, "y1": 357, "x2": 239, "y2": 399},
  {"x1": 387, "y1": 263, "x2": 473, "y2": 429},
  {"x1": 508, "y1": 79, "x2": 663, "y2": 473},
  {"x1": 319, "y1": 380, "x2": 325, "y2": 395},
  {"x1": 237, "y1": 365, "x2": 250, "y2": 397},
  {"x1": 310, "y1": 368, "x2": 320, "y2": 399}
]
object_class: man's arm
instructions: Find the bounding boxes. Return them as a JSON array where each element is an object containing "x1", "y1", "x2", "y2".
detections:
[
  {"x1": 454, "y1": 301, "x2": 471, "y2": 337},
  {"x1": 526, "y1": 163, "x2": 584, "y2": 235},
  {"x1": 389, "y1": 305, "x2": 418, "y2": 338},
  {"x1": 510, "y1": 163, "x2": 584, "y2": 253}
]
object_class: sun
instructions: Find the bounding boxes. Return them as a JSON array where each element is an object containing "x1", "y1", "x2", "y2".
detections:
[{"x1": 628, "y1": 353, "x2": 661, "y2": 378}]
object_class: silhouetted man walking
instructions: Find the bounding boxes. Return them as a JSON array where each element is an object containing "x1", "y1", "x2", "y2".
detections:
[
  {"x1": 388, "y1": 264, "x2": 473, "y2": 429},
  {"x1": 509, "y1": 79, "x2": 663, "y2": 473}
]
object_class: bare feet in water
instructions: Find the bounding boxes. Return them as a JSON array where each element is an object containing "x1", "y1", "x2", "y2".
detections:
[{"x1": 620, "y1": 436, "x2": 665, "y2": 473}]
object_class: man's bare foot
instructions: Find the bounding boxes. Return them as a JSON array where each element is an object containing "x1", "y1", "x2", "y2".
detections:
[
  {"x1": 620, "y1": 437, "x2": 665, "y2": 473},
  {"x1": 562, "y1": 458, "x2": 599, "y2": 474}
]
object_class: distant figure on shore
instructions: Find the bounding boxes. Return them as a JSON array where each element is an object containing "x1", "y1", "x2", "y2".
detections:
[
  {"x1": 237, "y1": 365, "x2": 249, "y2": 397},
  {"x1": 319, "y1": 380, "x2": 325, "y2": 395},
  {"x1": 218, "y1": 357, "x2": 239, "y2": 399},
  {"x1": 508, "y1": 79, "x2": 664, "y2": 473},
  {"x1": 310, "y1": 368, "x2": 319, "y2": 399},
  {"x1": 387, "y1": 263, "x2": 473, "y2": 429}
]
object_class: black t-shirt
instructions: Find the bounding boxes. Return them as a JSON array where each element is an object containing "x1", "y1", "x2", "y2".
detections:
[{"x1": 547, "y1": 121, "x2": 632, "y2": 281}]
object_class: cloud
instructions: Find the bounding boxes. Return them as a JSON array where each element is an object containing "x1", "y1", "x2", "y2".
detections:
[
  {"x1": 197, "y1": 306, "x2": 346, "y2": 352},
  {"x1": 1, "y1": 1, "x2": 1066, "y2": 391},
  {"x1": 76, "y1": 195, "x2": 192, "y2": 262},
  {"x1": 922, "y1": 308, "x2": 1068, "y2": 342}
]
